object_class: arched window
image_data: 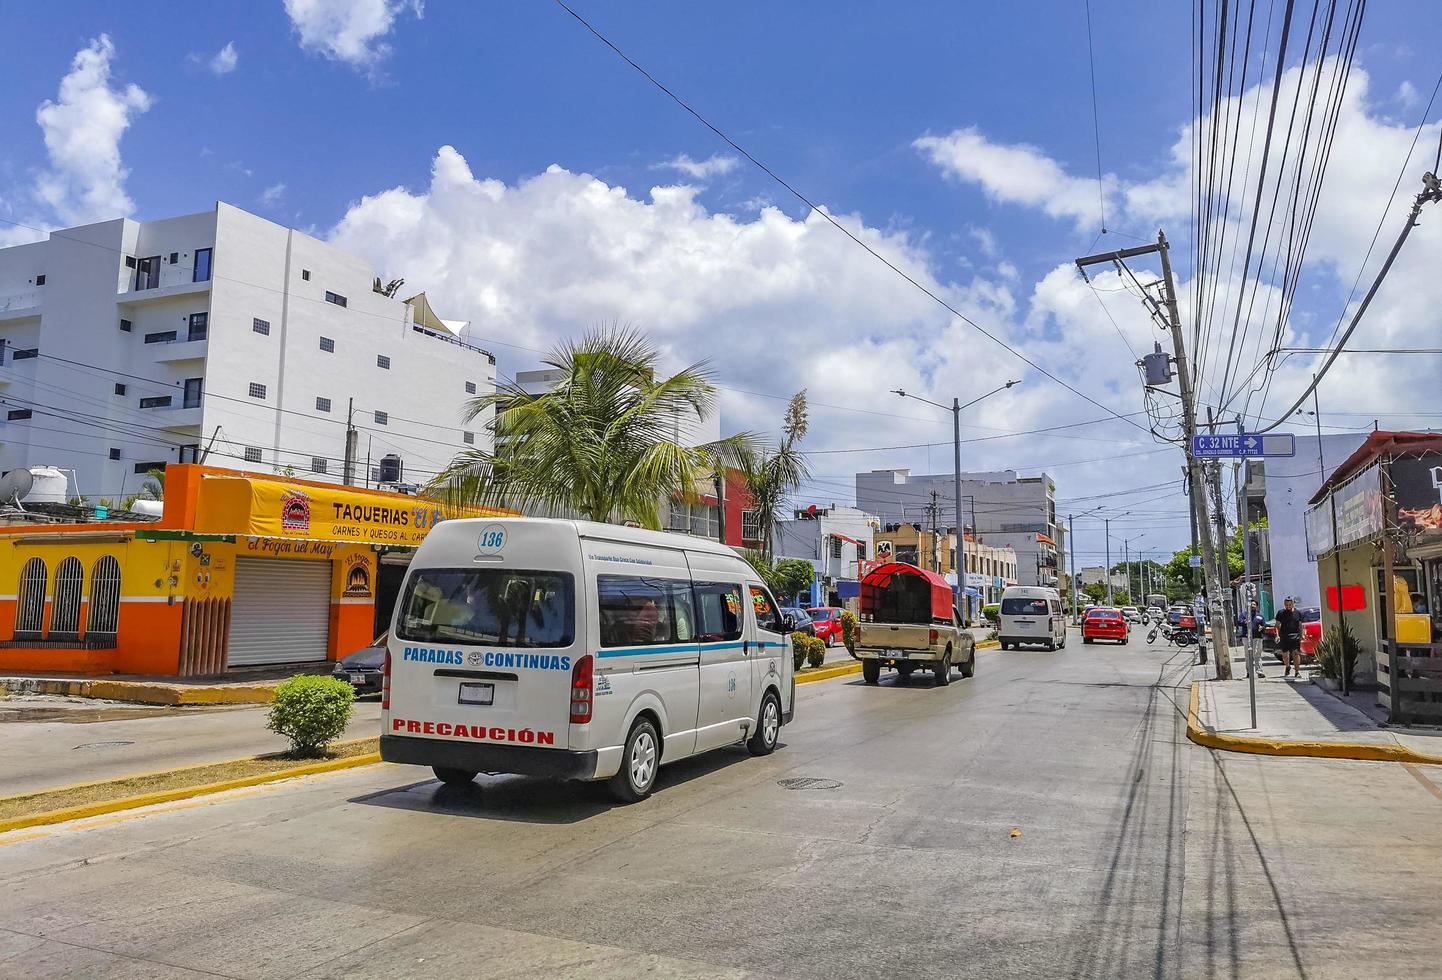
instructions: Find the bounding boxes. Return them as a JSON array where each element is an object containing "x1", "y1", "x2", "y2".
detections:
[
  {"x1": 15, "y1": 557, "x2": 47, "y2": 636},
  {"x1": 88, "y1": 555, "x2": 121, "y2": 638},
  {"x1": 50, "y1": 557, "x2": 84, "y2": 636}
]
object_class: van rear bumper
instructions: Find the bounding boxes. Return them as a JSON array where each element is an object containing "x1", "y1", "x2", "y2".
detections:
[{"x1": 381, "y1": 734, "x2": 599, "y2": 779}]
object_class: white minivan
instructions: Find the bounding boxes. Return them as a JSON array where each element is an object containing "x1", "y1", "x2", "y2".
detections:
[
  {"x1": 997, "y1": 586, "x2": 1067, "y2": 651},
  {"x1": 380, "y1": 518, "x2": 795, "y2": 802}
]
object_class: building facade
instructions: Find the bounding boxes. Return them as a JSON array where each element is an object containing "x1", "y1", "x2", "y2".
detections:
[
  {"x1": 855, "y1": 467, "x2": 1063, "y2": 587},
  {"x1": 774, "y1": 504, "x2": 876, "y2": 607},
  {"x1": 0, "y1": 203, "x2": 495, "y2": 503},
  {"x1": 873, "y1": 524, "x2": 1017, "y2": 606}
]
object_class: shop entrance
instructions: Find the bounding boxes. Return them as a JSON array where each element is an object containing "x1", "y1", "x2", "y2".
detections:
[
  {"x1": 228, "y1": 557, "x2": 332, "y2": 667},
  {"x1": 374, "y1": 556, "x2": 411, "y2": 636}
]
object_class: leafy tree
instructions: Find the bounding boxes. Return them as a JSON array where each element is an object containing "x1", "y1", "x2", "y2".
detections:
[
  {"x1": 428, "y1": 327, "x2": 750, "y2": 526},
  {"x1": 735, "y1": 390, "x2": 810, "y2": 559},
  {"x1": 771, "y1": 558, "x2": 817, "y2": 604},
  {"x1": 1082, "y1": 582, "x2": 1106, "y2": 603},
  {"x1": 1112, "y1": 590, "x2": 1132, "y2": 606},
  {"x1": 121, "y1": 468, "x2": 165, "y2": 510}
]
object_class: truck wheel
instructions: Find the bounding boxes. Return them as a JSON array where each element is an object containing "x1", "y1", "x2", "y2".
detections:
[
  {"x1": 432, "y1": 766, "x2": 477, "y2": 787},
  {"x1": 960, "y1": 649, "x2": 976, "y2": 678},
  {"x1": 608, "y1": 718, "x2": 660, "y2": 804},
  {"x1": 747, "y1": 691, "x2": 782, "y2": 756},
  {"x1": 862, "y1": 659, "x2": 881, "y2": 685},
  {"x1": 934, "y1": 649, "x2": 951, "y2": 686}
]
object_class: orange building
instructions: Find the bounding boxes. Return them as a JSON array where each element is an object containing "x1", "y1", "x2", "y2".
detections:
[{"x1": 0, "y1": 465, "x2": 512, "y2": 677}]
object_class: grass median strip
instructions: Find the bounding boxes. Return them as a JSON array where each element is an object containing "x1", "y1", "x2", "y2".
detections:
[{"x1": 0, "y1": 737, "x2": 380, "y2": 833}]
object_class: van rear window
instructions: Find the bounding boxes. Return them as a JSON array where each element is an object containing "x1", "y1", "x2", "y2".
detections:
[
  {"x1": 396, "y1": 569, "x2": 574, "y2": 647},
  {"x1": 1001, "y1": 597, "x2": 1049, "y2": 616}
]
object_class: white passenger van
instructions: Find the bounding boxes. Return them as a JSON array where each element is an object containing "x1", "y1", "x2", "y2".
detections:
[
  {"x1": 997, "y1": 585, "x2": 1067, "y2": 651},
  {"x1": 380, "y1": 518, "x2": 795, "y2": 802}
]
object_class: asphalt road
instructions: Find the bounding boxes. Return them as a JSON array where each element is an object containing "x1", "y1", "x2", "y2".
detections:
[{"x1": 4, "y1": 630, "x2": 1442, "y2": 978}]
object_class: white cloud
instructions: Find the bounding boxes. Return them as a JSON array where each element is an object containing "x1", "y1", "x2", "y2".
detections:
[
  {"x1": 967, "y1": 225, "x2": 1000, "y2": 258},
  {"x1": 914, "y1": 127, "x2": 1106, "y2": 229},
  {"x1": 260, "y1": 182, "x2": 286, "y2": 205},
  {"x1": 32, "y1": 35, "x2": 151, "y2": 228},
  {"x1": 283, "y1": 0, "x2": 423, "y2": 69},
  {"x1": 655, "y1": 153, "x2": 740, "y2": 180},
  {"x1": 209, "y1": 42, "x2": 239, "y2": 75}
]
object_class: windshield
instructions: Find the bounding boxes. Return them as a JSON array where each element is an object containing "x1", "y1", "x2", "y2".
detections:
[
  {"x1": 1300, "y1": 607, "x2": 1321, "y2": 623},
  {"x1": 808, "y1": 609, "x2": 834, "y2": 621},
  {"x1": 1001, "y1": 597, "x2": 1049, "y2": 615},
  {"x1": 396, "y1": 568, "x2": 574, "y2": 647}
]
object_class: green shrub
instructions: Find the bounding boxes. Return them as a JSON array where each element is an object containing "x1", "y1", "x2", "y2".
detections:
[
  {"x1": 791, "y1": 631, "x2": 810, "y2": 671},
  {"x1": 982, "y1": 604, "x2": 1000, "y2": 626},
  {"x1": 1316, "y1": 624, "x2": 1361, "y2": 682},
  {"x1": 806, "y1": 635, "x2": 826, "y2": 668},
  {"x1": 267, "y1": 675, "x2": 356, "y2": 757},
  {"x1": 840, "y1": 609, "x2": 858, "y2": 654}
]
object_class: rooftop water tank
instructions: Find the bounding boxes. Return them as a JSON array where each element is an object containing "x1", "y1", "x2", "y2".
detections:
[
  {"x1": 26, "y1": 466, "x2": 68, "y2": 504},
  {"x1": 128, "y1": 499, "x2": 164, "y2": 517}
]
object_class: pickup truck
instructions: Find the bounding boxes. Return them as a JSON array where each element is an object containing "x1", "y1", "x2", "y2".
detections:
[{"x1": 853, "y1": 562, "x2": 976, "y2": 686}]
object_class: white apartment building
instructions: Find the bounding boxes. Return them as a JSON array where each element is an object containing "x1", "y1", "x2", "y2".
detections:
[{"x1": 0, "y1": 204, "x2": 495, "y2": 501}]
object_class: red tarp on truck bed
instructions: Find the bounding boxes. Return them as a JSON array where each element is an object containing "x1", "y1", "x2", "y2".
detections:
[{"x1": 859, "y1": 562, "x2": 955, "y2": 622}]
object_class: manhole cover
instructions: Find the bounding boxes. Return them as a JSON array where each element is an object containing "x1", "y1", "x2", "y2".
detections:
[
  {"x1": 71, "y1": 740, "x2": 135, "y2": 751},
  {"x1": 777, "y1": 777, "x2": 842, "y2": 791}
]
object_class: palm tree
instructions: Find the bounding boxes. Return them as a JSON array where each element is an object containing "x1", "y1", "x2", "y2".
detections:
[
  {"x1": 121, "y1": 468, "x2": 165, "y2": 511},
  {"x1": 429, "y1": 326, "x2": 750, "y2": 526},
  {"x1": 736, "y1": 390, "x2": 810, "y2": 559}
]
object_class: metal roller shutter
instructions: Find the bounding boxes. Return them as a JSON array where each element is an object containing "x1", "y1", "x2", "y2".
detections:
[{"x1": 228, "y1": 557, "x2": 332, "y2": 667}]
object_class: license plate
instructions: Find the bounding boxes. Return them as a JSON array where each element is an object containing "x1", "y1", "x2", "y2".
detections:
[
  {"x1": 886, "y1": 649, "x2": 908, "y2": 659},
  {"x1": 348, "y1": 673, "x2": 367, "y2": 684},
  {"x1": 458, "y1": 682, "x2": 494, "y2": 706}
]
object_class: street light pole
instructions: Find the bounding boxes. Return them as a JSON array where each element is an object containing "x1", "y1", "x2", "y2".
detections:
[
  {"x1": 893, "y1": 379, "x2": 1020, "y2": 627},
  {"x1": 1105, "y1": 517, "x2": 1112, "y2": 605}
]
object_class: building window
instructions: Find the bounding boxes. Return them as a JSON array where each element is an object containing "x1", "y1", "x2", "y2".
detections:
[
  {"x1": 324, "y1": 291, "x2": 347, "y2": 308},
  {"x1": 192, "y1": 247, "x2": 212, "y2": 283},
  {"x1": 119, "y1": 318, "x2": 132, "y2": 332},
  {"x1": 465, "y1": 381, "x2": 477, "y2": 394},
  {"x1": 315, "y1": 396, "x2": 331, "y2": 413},
  {"x1": 319, "y1": 336, "x2": 334, "y2": 353},
  {"x1": 169, "y1": 252, "x2": 179, "y2": 265},
  {"x1": 182, "y1": 378, "x2": 203, "y2": 409},
  {"x1": 87, "y1": 556, "x2": 121, "y2": 638},
  {"x1": 187, "y1": 312, "x2": 208, "y2": 341},
  {"x1": 463, "y1": 431, "x2": 474, "y2": 445},
  {"x1": 12, "y1": 348, "x2": 38, "y2": 360},
  {"x1": 311, "y1": 457, "x2": 328, "y2": 474},
  {"x1": 144, "y1": 331, "x2": 177, "y2": 345},
  {"x1": 373, "y1": 410, "x2": 388, "y2": 425},
  {"x1": 597, "y1": 575, "x2": 696, "y2": 648},
  {"x1": 252, "y1": 317, "x2": 270, "y2": 335},
  {"x1": 133, "y1": 461, "x2": 165, "y2": 474},
  {"x1": 244, "y1": 447, "x2": 262, "y2": 463},
  {"x1": 857, "y1": 543, "x2": 867, "y2": 561},
  {"x1": 741, "y1": 509, "x2": 761, "y2": 543},
  {"x1": 34, "y1": 275, "x2": 45, "y2": 286},
  {"x1": 376, "y1": 354, "x2": 390, "y2": 369},
  {"x1": 248, "y1": 383, "x2": 266, "y2": 400},
  {"x1": 134, "y1": 256, "x2": 160, "y2": 290},
  {"x1": 178, "y1": 444, "x2": 199, "y2": 463},
  {"x1": 15, "y1": 558, "x2": 46, "y2": 636},
  {"x1": 830, "y1": 537, "x2": 843, "y2": 560},
  {"x1": 692, "y1": 581, "x2": 744, "y2": 642},
  {"x1": 301, "y1": 269, "x2": 311, "y2": 281},
  {"x1": 108, "y1": 448, "x2": 121, "y2": 461},
  {"x1": 139, "y1": 396, "x2": 172, "y2": 409},
  {"x1": 50, "y1": 557, "x2": 83, "y2": 637},
  {"x1": 6, "y1": 409, "x2": 31, "y2": 421},
  {"x1": 114, "y1": 383, "x2": 126, "y2": 396}
]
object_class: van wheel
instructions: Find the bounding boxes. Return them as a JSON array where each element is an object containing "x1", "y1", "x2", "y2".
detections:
[
  {"x1": 432, "y1": 766, "x2": 477, "y2": 787},
  {"x1": 934, "y1": 649, "x2": 951, "y2": 686},
  {"x1": 862, "y1": 659, "x2": 881, "y2": 685},
  {"x1": 747, "y1": 691, "x2": 782, "y2": 756},
  {"x1": 609, "y1": 718, "x2": 660, "y2": 804},
  {"x1": 960, "y1": 649, "x2": 976, "y2": 678}
]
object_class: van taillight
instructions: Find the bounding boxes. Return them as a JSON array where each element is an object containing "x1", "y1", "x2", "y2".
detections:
[
  {"x1": 929, "y1": 628, "x2": 939, "y2": 645},
  {"x1": 570, "y1": 654, "x2": 593, "y2": 725},
  {"x1": 381, "y1": 647, "x2": 391, "y2": 710}
]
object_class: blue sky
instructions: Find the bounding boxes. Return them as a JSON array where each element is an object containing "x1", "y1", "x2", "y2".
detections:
[{"x1": 3, "y1": 2, "x2": 1439, "y2": 569}]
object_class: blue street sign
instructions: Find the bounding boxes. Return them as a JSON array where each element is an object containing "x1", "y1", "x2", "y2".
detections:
[
  {"x1": 1190, "y1": 432, "x2": 1295, "y2": 458},
  {"x1": 1188, "y1": 555, "x2": 1202, "y2": 568}
]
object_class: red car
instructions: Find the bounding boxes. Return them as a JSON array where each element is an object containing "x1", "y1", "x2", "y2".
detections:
[
  {"x1": 1082, "y1": 607, "x2": 1129, "y2": 645},
  {"x1": 807, "y1": 606, "x2": 844, "y2": 646}
]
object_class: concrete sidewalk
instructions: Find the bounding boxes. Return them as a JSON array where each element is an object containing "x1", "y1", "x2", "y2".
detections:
[
  {"x1": 0, "y1": 664, "x2": 326, "y2": 705},
  {"x1": 1190, "y1": 671, "x2": 1442, "y2": 763}
]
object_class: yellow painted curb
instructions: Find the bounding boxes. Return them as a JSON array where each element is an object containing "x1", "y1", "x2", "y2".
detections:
[
  {"x1": 796, "y1": 661, "x2": 863, "y2": 684},
  {"x1": 976, "y1": 639, "x2": 1000, "y2": 650},
  {"x1": 0, "y1": 743, "x2": 381, "y2": 835},
  {"x1": 1185, "y1": 681, "x2": 1442, "y2": 765}
]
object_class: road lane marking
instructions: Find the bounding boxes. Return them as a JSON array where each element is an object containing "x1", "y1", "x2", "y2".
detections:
[{"x1": 1403, "y1": 763, "x2": 1442, "y2": 802}]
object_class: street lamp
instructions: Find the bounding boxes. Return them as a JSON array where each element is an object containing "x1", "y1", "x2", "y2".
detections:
[
  {"x1": 1122, "y1": 533, "x2": 1146, "y2": 603},
  {"x1": 892, "y1": 379, "x2": 1021, "y2": 625}
]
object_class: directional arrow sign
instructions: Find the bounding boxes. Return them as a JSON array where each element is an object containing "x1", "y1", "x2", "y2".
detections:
[{"x1": 1190, "y1": 433, "x2": 1296, "y2": 458}]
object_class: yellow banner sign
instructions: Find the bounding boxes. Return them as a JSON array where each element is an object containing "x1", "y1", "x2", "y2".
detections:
[{"x1": 195, "y1": 476, "x2": 508, "y2": 546}]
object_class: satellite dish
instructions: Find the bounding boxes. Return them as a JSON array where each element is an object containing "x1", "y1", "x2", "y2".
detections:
[{"x1": 0, "y1": 469, "x2": 34, "y2": 508}]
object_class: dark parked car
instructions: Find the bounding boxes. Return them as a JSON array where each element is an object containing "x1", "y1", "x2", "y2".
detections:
[
  {"x1": 331, "y1": 632, "x2": 387, "y2": 695},
  {"x1": 781, "y1": 608, "x2": 817, "y2": 637}
]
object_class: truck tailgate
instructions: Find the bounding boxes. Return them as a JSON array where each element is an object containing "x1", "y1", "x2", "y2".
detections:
[{"x1": 860, "y1": 623, "x2": 933, "y2": 650}]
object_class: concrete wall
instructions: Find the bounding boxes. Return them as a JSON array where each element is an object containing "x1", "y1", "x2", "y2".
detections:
[{"x1": 1265, "y1": 433, "x2": 1368, "y2": 609}]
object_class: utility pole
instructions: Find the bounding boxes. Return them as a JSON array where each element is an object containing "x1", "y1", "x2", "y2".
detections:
[
  {"x1": 927, "y1": 490, "x2": 941, "y2": 573},
  {"x1": 953, "y1": 397, "x2": 966, "y2": 624},
  {"x1": 712, "y1": 471, "x2": 726, "y2": 545},
  {"x1": 343, "y1": 398, "x2": 358, "y2": 487},
  {"x1": 1068, "y1": 512, "x2": 1078, "y2": 621},
  {"x1": 1104, "y1": 516, "x2": 1112, "y2": 605},
  {"x1": 1076, "y1": 231, "x2": 1231, "y2": 677}
]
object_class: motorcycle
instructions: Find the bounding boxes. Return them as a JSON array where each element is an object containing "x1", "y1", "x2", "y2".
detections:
[{"x1": 1147, "y1": 622, "x2": 1197, "y2": 647}]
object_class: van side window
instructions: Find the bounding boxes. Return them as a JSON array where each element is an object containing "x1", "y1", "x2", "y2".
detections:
[
  {"x1": 748, "y1": 585, "x2": 785, "y2": 633},
  {"x1": 692, "y1": 581, "x2": 743, "y2": 642},
  {"x1": 598, "y1": 575, "x2": 695, "y2": 648}
]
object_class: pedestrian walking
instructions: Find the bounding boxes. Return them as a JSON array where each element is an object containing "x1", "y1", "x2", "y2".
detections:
[
  {"x1": 1246, "y1": 600, "x2": 1267, "y2": 678},
  {"x1": 1276, "y1": 596, "x2": 1304, "y2": 679}
]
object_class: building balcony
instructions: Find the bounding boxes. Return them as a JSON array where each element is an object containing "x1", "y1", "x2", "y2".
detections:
[
  {"x1": 148, "y1": 405, "x2": 203, "y2": 431},
  {"x1": 116, "y1": 278, "x2": 211, "y2": 307},
  {"x1": 148, "y1": 337, "x2": 208, "y2": 363},
  {"x1": 0, "y1": 291, "x2": 41, "y2": 321}
]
